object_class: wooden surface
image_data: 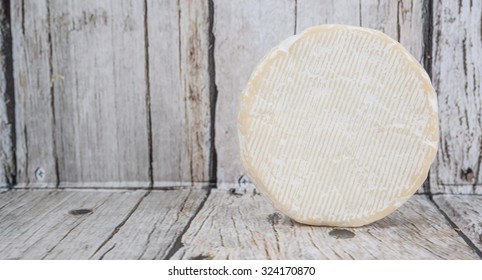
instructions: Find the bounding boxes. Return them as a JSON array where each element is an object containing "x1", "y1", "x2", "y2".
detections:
[
  {"x1": 430, "y1": 0, "x2": 482, "y2": 194},
  {"x1": 434, "y1": 194, "x2": 482, "y2": 252},
  {"x1": 0, "y1": 1, "x2": 15, "y2": 187},
  {"x1": 11, "y1": 0, "x2": 58, "y2": 188},
  {"x1": 2, "y1": 0, "x2": 480, "y2": 191},
  {"x1": 0, "y1": 188, "x2": 480, "y2": 260},
  {"x1": 148, "y1": 0, "x2": 212, "y2": 187},
  {"x1": 0, "y1": 189, "x2": 146, "y2": 259}
]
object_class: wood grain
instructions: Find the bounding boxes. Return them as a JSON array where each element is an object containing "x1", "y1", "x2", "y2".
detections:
[
  {"x1": 171, "y1": 190, "x2": 479, "y2": 259},
  {"x1": 434, "y1": 194, "x2": 482, "y2": 252},
  {"x1": 431, "y1": 0, "x2": 482, "y2": 193},
  {"x1": 48, "y1": 0, "x2": 150, "y2": 188},
  {"x1": 11, "y1": 0, "x2": 58, "y2": 188},
  {"x1": 0, "y1": 189, "x2": 146, "y2": 259},
  {"x1": 0, "y1": 1, "x2": 15, "y2": 187},
  {"x1": 214, "y1": 0, "x2": 296, "y2": 186},
  {"x1": 147, "y1": 0, "x2": 212, "y2": 187},
  {"x1": 91, "y1": 189, "x2": 207, "y2": 259}
]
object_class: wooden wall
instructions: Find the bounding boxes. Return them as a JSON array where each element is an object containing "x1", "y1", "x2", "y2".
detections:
[{"x1": 0, "y1": 0, "x2": 480, "y2": 194}]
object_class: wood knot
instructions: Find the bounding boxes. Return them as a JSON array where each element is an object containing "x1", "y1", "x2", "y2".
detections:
[
  {"x1": 190, "y1": 254, "x2": 213, "y2": 260},
  {"x1": 267, "y1": 212, "x2": 282, "y2": 225},
  {"x1": 329, "y1": 229, "x2": 355, "y2": 239},
  {"x1": 69, "y1": 209, "x2": 93, "y2": 215},
  {"x1": 462, "y1": 168, "x2": 474, "y2": 182}
]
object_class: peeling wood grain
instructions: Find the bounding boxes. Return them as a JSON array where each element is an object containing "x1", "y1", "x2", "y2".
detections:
[
  {"x1": 0, "y1": 189, "x2": 145, "y2": 259},
  {"x1": 0, "y1": 1, "x2": 15, "y2": 187},
  {"x1": 11, "y1": 0, "x2": 58, "y2": 188},
  {"x1": 431, "y1": 0, "x2": 482, "y2": 193},
  {"x1": 48, "y1": 0, "x2": 150, "y2": 188},
  {"x1": 214, "y1": 0, "x2": 296, "y2": 186},
  {"x1": 434, "y1": 195, "x2": 482, "y2": 252},
  {"x1": 91, "y1": 189, "x2": 207, "y2": 259},
  {"x1": 147, "y1": 0, "x2": 211, "y2": 187},
  {"x1": 171, "y1": 190, "x2": 479, "y2": 259}
]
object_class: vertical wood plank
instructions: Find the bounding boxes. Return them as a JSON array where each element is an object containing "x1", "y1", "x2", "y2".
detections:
[
  {"x1": 0, "y1": 1, "x2": 15, "y2": 187},
  {"x1": 48, "y1": 0, "x2": 150, "y2": 188},
  {"x1": 431, "y1": 0, "x2": 482, "y2": 193},
  {"x1": 214, "y1": 0, "x2": 296, "y2": 186},
  {"x1": 11, "y1": 0, "x2": 57, "y2": 188},
  {"x1": 148, "y1": 0, "x2": 212, "y2": 187}
]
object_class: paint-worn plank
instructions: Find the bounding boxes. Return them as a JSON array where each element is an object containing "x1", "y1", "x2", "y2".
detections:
[
  {"x1": 48, "y1": 0, "x2": 150, "y2": 188},
  {"x1": 91, "y1": 189, "x2": 207, "y2": 259},
  {"x1": 0, "y1": 1, "x2": 15, "y2": 187},
  {"x1": 11, "y1": 0, "x2": 57, "y2": 187},
  {"x1": 171, "y1": 189, "x2": 479, "y2": 259},
  {"x1": 0, "y1": 189, "x2": 145, "y2": 259},
  {"x1": 214, "y1": 0, "x2": 296, "y2": 186},
  {"x1": 148, "y1": 0, "x2": 212, "y2": 187},
  {"x1": 431, "y1": 0, "x2": 482, "y2": 193},
  {"x1": 434, "y1": 195, "x2": 482, "y2": 252}
]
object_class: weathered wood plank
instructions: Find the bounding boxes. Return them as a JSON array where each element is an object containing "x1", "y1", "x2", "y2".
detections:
[
  {"x1": 11, "y1": 0, "x2": 57, "y2": 187},
  {"x1": 48, "y1": 0, "x2": 150, "y2": 188},
  {"x1": 148, "y1": 0, "x2": 212, "y2": 187},
  {"x1": 0, "y1": 1, "x2": 15, "y2": 187},
  {"x1": 0, "y1": 189, "x2": 146, "y2": 259},
  {"x1": 214, "y1": 0, "x2": 296, "y2": 186},
  {"x1": 91, "y1": 189, "x2": 207, "y2": 259},
  {"x1": 434, "y1": 195, "x2": 482, "y2": 252},
  {"x1": 171, "y1": 190, "x2": 479, "y2": 259},
  {"x1": 431, "y1": 0, "x2": 482, "y2": 193}
]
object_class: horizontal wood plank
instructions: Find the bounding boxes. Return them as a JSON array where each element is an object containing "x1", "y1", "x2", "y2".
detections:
[
  {"x1": 171, "y1": 189, "x2": 479, "y2": 259},
  {"x1": 433, "y1": 194, "x2": 482, "y2": 252},
  {"x1": 0, "y1": 189, "x2": 146, "y2": 259}
]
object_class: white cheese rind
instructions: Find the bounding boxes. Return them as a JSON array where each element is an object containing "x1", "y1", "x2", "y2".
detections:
[{"x1": 238, "y1": 25, "x2": 438, "y2": 227}]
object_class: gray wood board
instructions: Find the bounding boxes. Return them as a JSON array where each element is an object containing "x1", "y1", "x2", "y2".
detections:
[
  {"x1": 0, "y1": 1, "x2": 15, "y2": 187},
  {"x1": 11, "y1": 0, "x2": 57, "y2": 187},
  {"x1": 434, "y1": 194, "x2": 482, "y2": 252},
  {"x1": 48, "y1": 0, "x2": 150, "y2": 188},
  {"x1": 171, "y1": 190, "x2": 479, "y2": 259},
  {"x1": 147, "y1": 0, "x2": 212, "y2": 187},
  {"x1": 91, "y1": 189, "x2": 207, "y2": 259},
  {"x1": 214, "y1": 0, "x2": 428, "y2": 196},
  {"x1": 0, "y1": 189, "x2": 146, "y2": 259},
  {"x1": 430, "y1": 0, "x2": 482, "y2": 193}
]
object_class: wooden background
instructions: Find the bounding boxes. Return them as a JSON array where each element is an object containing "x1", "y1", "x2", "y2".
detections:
[{"x1": 0, "y1": 0, "x2": 480, "y2": 194}]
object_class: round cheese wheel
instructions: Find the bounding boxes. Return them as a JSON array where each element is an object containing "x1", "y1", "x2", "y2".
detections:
[{"x1": 237, "y1": 25, "x2": 438, "y2": 227}]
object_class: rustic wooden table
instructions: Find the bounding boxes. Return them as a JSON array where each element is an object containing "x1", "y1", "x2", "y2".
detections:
[{"x1": 1, "y1": 187, "x2": 480, "y2": 259}]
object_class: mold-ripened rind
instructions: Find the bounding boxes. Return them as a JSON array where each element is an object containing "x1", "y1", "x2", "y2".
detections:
[{"x1": 238, "y1": 25, "x2": 438, "y2": 227}]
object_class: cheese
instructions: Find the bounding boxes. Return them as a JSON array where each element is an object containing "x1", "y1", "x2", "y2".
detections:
[{"x1": 237, "y1": 25, "x2": 438, "y2": 227}]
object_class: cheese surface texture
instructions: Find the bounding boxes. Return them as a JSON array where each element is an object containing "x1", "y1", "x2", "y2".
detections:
[{"x1": 238, "y1": 25, "x2": 438, "y2": 227}]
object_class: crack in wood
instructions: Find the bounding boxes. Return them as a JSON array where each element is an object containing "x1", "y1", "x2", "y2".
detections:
[
  {"x1": 90, "y1": 190, "x2": 151, "y2": 259},
  {"x1": 208, "y1": 0, "x2": 218, "y2": 186},
  {"x1": 45, "y1": 0, "x2": 59, "y2": 188},
  {"x1": 428, "y1": 195, "x2": 482, "y2": 258},
  {"x1": 143, "y1": 0, "x2": 153, "y2": 189},
  {"x1": 162, "y1": 188, "x2": 211, "y2": 259}
]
